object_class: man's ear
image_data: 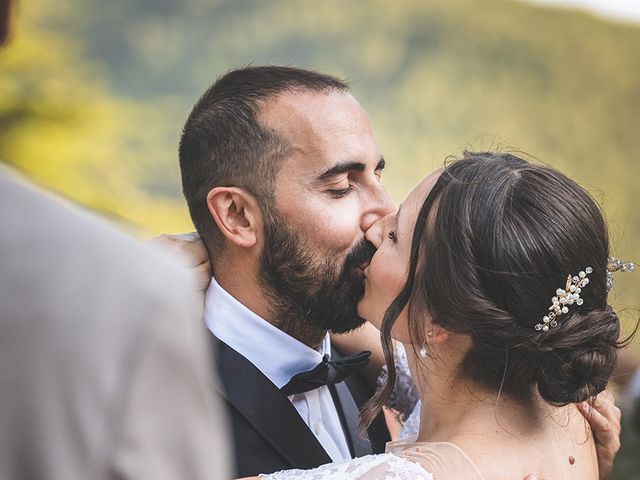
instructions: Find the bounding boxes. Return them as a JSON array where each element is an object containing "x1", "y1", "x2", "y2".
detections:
[{"x1": 206, "y1": 187, "x2": 262, "y2": 248}]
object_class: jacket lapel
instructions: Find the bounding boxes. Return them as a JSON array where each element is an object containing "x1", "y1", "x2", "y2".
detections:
[
  {"x1": 211, "y1": 335, "x2": 333, "y2": 469},
  {"x1": 331, "y1": 382, "x2": 373, "y2": 457},
  {"x1": 331, "y1": 347, "x2": 391, "y2": 455}
]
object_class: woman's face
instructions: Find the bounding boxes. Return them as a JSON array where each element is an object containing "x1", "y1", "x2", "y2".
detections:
[{"x1": 359, "y1": 170, "x2": 441, "y2": 342}]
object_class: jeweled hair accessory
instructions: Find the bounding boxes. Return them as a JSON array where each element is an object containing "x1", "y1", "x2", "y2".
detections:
[
  {"x1": 607, "y1": 256, "x2": 635, "y2": 291},
  {"x1": 535, "y1": 267, "x2": 592, "y2": 332}
]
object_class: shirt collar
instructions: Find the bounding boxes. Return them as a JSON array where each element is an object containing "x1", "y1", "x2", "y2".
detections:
[{"x1": 204, "y1": 276, "x2": 331, "y2": 389}]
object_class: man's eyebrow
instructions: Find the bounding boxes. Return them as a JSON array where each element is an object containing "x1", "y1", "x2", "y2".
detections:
[
  {"x1": 317, "y1": 161, "x2": 365, "y2": 181},
  {"x1": 316, "y1": 157, "x2": 386, "y2": 181}
]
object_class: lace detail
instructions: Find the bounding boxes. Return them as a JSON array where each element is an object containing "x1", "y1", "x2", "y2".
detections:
[
  {"x1": 399, "y1": 400, "x2": 421, "y2": 439},
  {"x1": 260, "y1": 453, "x2": 433, "y2": 480},
  {"x1": 376, "y1": 343, "x2": 419, "y2": 418}
]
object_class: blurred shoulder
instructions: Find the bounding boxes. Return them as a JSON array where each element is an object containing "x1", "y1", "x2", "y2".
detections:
[
  {"x1": 0, "y1": 168, "x2": 198, "y2": 305},
  {"x1": 0, "y1": 167, "x2": 203, "y2": 343},
  {"x1": 0, "y1": 168, "x2": 216, "y2": 480}
]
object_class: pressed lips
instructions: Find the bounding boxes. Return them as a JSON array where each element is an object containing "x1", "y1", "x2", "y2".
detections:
[{"x1": 357, "y1": 259, "x2": 371, "y2": 280}]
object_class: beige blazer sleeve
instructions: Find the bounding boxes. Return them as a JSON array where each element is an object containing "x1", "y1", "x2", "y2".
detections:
[
  {"x1": 0, "y1": 169, "x2": 230, "y2": 480},
  {"x1": 108, "y1": 276, "x2": 230, "y2": 480}
]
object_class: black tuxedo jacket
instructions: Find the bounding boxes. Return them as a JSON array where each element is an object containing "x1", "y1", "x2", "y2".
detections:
[{"x1": 210, "y1": 335, "x2": 390, "y2": 478}]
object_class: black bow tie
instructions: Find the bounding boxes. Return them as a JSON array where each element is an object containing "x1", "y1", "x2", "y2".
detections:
[{"x1": 280, "y1": 351, "x2": 371, "y2": 396}]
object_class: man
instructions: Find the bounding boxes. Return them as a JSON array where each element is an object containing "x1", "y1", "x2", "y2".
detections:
[
  {"x1": 179, "y1": 66, "x2": 394, "y2": 477},
  {"x1": 177, "y1": 65, "x2": 622, "y2": 479},
  {"x1": 0, "y1": 2, "x2": 229, "y2": 477}
]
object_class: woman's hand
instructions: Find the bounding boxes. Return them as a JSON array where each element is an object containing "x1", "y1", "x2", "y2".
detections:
[
  {"x1": 577, "y1": 389, "x2": 622, "y2": 480},
  {"x1": 147, "y1": 232, "x2": 212, "y2": 291}
]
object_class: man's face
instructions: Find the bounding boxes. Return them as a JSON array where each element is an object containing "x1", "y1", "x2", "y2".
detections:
[{"x1": 258, "y1": 90, "x2": 395, "y2": 337}]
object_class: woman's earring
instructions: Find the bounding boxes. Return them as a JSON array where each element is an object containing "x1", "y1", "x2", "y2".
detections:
[{"x1": 419, "y1": 331, "x2": 434, "y2": 357}]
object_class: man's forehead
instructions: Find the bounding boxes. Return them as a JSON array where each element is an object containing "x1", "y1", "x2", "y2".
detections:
[
  {"x1": 258, "y1": 91, "x2": 318, "y2": 145},
  {"x1": 260, "y1": 90, "x2": 379, "y2": 175},
  {"x1": 259, "y1": 90, "x2": 370, "y2": 141}
]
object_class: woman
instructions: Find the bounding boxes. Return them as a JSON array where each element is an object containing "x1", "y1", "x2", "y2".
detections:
[{"x1": 242, "y1": 151, "x2": 633, "y2": 479}]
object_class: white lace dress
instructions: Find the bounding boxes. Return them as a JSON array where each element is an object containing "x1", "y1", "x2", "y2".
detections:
[
  {"x1": 258, "y1": 452, "x2": 432, "y2": 480},
  {"x1": 378, "y1": 342, "x2": 421, "y2": 440}
]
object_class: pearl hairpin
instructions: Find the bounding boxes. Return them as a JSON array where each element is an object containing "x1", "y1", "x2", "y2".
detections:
[
  {"x1": 535, "y1": 267, "x2": 592, "y2": 332},
  {"x1": 606, "y1": 256, "x2": 635, "y2": 291}
]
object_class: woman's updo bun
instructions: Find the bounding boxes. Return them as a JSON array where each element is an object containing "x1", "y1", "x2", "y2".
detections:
[
  {"x1": 536, "y1": 306, "x2": 620, "y2": 404},
  {"x1": 363, "y1": 151, "x2": 635, "y2": 427}
]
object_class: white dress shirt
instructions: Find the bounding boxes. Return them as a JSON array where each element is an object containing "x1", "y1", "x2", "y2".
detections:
[{"x1": 204, "y1": 277, "x2": 352, "y2": 462}]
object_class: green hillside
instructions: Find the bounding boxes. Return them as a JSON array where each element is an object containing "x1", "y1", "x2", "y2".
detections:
[{"x1": 4, "y1": 0, "x2": 637, "y2": 314}]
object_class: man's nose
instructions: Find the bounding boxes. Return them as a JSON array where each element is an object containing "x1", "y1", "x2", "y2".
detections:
[
  {"x1": 364, "y1": 216, "x2": 386, "y2": 249},
  {"x1": 360, "y1": 186, "x2": 395, "y2": 233}
]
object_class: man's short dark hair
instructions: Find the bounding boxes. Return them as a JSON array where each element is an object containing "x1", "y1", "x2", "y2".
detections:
[{"x1": 178, "y1": 66, "x2": 349, "y2": 261}]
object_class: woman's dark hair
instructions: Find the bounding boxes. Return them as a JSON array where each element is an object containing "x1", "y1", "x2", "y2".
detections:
[{"x1": 363, "y1": 151, "x2": 634, "y2": 426}]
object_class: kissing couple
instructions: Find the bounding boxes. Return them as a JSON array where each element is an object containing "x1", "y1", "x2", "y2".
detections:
[{"x1": 164, "y1": 66, "x2": 630, "y2": 479}]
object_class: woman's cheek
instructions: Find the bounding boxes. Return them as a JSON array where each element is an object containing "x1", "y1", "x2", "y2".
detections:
[
  {"x1": 381, "y1": 261, "x2": 411, "y2": 342},
  {"x1": 359, "y1": 269, "x2": 385, "y2": 328}
]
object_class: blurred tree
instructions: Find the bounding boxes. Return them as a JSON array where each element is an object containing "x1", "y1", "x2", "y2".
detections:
[
  {"x1": 0, "y1": 0, "x2": 192, "y2": 232},
  {"x1": 2, "y1": 0, "x2": 638, "y2": 312}
]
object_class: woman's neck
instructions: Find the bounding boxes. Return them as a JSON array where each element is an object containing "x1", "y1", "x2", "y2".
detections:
[
  {"x1": 409, "y1": 352, "x2": 546, "y2": 443},
  {"x1": 405, "y1": 346, "x2": 598, "y2": 480}
]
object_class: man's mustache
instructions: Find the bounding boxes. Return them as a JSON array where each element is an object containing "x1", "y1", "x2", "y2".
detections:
[{"x1": 345, "y1": 239, "x2": 376, "y2": 272}]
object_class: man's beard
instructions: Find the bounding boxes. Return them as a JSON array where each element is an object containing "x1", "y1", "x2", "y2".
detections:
[{"x1": 258, "y1": 213, "x2": 375, "y2": 344}]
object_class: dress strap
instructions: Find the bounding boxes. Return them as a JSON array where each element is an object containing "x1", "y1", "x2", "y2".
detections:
[{"x1": 391, "y1": 441, "x2": 486, "y2": 480}]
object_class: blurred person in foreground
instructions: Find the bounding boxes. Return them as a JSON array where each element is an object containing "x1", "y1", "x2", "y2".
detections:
[{"x1": 0, "y1": 1, "x2": 229, "y2": 478}]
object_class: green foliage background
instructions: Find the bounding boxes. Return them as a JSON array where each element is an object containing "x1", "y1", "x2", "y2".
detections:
[
  {"x1": 1, "y1": 0, "x2": 639, "y2": 475},
  {"x1": 4, "y1": 0, "x2": 637, "y2": 315}
]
